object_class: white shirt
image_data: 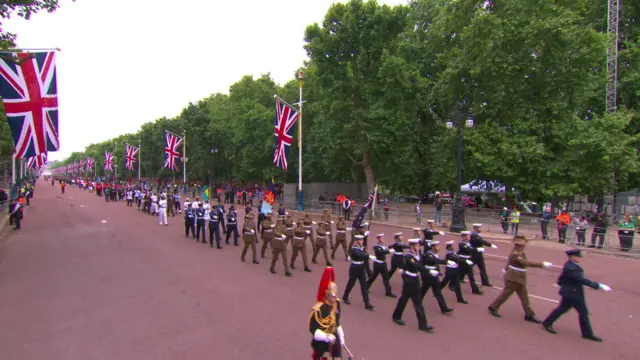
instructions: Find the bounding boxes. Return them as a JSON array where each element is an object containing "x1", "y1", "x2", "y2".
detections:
[
  {"x1": 203, "y1": 203, "x2": 211, "y2": 218},
  {"x1": 126, "y1": 191, "x2": 133, "y2": 200},
  {"x1": 151, "y1": 195, "x2": 158, "y2": 203},
  {"x1": 158, "y1": 199, "x2": 167, "y2": 208},
  {"x1": 192, "y1": 201, "x2": 200, "y2": 208}
]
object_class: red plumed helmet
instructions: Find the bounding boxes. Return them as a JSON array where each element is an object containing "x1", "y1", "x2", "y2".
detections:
[{"x1": 316, "y1": 267, "x2": 336, "y2": 302}]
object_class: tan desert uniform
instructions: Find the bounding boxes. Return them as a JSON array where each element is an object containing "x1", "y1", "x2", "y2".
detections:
[
  {"x1": 312, "y1": 221, "x2": 332, "y2": 266},
  {"x1": 303, "y1": 212, "x2": 316, "y2": 251},
  {"x1": 260, "y1": 215, "x2": 275, "y2": 258},
  {"x1": 285, "y1": 215, "x2": 295, "y2": 245},
  {"x1": 320, "y1": 209, "x2": 335, "y2": 249},
  {"x1": 489, "y1": 237, "x2": 543, "y2": 317},
  {"x1": 291, "y1": 219, "x2": 311, "y2": 271},
  {"x1": 331, "y1": 217, "x2": 349, "y2": 260},
  {"x1": 241, "y1": 214, "x2": 259, "y2": 263},
  {"x1": 270, "y1": 220, "x2": 291, "y2": 275}
]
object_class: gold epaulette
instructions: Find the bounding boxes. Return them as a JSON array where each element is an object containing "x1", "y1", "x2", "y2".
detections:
[{"x1": 311, "y1": 302, "x2": 323, "y2": 312}]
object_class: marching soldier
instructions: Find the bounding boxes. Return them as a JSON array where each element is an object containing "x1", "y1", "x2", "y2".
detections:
[
  {"x1": 167, "y1": 191, "x2": 175, "y2": 217},
  {"x1": 291, "y1": 219, "x2": 312, "y2": 272},
  {"x1": 260, "y1": 213, "x2": 275, "y2": 258},
  {"x1": 349, "y1": 223, "x2": 372, "y2": 278},
  {"x1": 320, "y1": 209, "x2": 335, "y2": 250},
  {"x1": 158, "y1": 194, "x2": 168, "y2": 226},
  {"x1": 196, "y1": 203, "x2": 206, "y2": 243},
  {"x1": 270, "y1": 217, "x2": 292, "y2": 277},
  {"x1": 420, "y1": 240, "x2": 453, "y2": 314},
  {"x1": 241, "y1": 212, "x2": 259, "y2": 264},
  {"x1": 342, "y1": 235, "x2": 375, "y2": 311},
  {"x1": 184, "y1": 203, "x2": 196, "y2": 238},
  {"x1": 312, "y1": 221, "x2": 332, "y2": 266},
  {"x1": 284, "y1": 214, "x2": 296, "y2": 245},
  {"x1": 392, "y1": 238, "x2": 433, "y2": 332},
  {"x1": 331, "y1": 216, "x2": 349, "y2": 260},
  {"x1": 366, "y1": 234, "x2": 396, "y2": 297},
  {"x1": 309, "y1": 267, "x2": 345, "y2": 359},
  {"x1": 225, "y1": 205, "x2": 239, "y2": 245},
  {"x1": 458, "y1": 231, "x2": 483, "y2": 295},
  {"x1": 389, "y1": 232, "x2": 409, "y2": 278},
  {"x1": 208, "y1": 206, "x2": 222, "y2": 249},
  {"x1": 440, "y1": 240, "x2": 468, "y2": 304},
  {"x1": 542, "y1": 249, "x2": 612, "y2": 342},
  {"x1": 470, "y1": 223, "x2": 498, "y2": 287},
  {"x1": 421, "y1": 220, "x2": 444, "y2": 251},
  {"x1": 303, "y1": 211, "x2": 316, "y2": 251},
  {"x1": 488, "y1": 235, "x2": 551, "y2": 322}
]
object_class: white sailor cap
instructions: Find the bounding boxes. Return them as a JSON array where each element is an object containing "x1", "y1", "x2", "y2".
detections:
[
  {"x1": 413, "y1": 227, "x2": 422, "y2": 231},
  {"x1": 473, "y1": 223, "x2": 483, "y2": 227},
  {"x1": 394, "y1": 232, "x2": 403, "y2": 237},
  {"x1": 285, "y1": 212, "x2": 289, "y2": 215},
  {"x1": 354, "y1": 235, "x2": 365, "y2": 240},
  {"x1": 461, "y1": 231, "x2": 471, "y2": 235},
  {"x1": 376, "y1": 233, "x2": 384, "y2": 238},
  {"x1": 446, "y1": 240, "x2": 455, "y2": 245},
  {"x1": 427, "y1": 220, "x2": 434, "y2": 223},
  {"x1": 431, "y1": 240, "x2": 440, "y2": 245},
  {"x1": 503, "y1": 207, "x2": 508, "y2": 210},
  {"x1": 408, "y1": 238, "x2": 421, "y2": 244}
]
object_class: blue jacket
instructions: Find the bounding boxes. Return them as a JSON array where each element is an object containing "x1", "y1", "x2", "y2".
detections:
[{"x1": 556, "y1": 260, "x2": 600, "y2": 301}]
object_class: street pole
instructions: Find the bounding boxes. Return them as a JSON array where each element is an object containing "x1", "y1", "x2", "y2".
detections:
[
  {"x1": 449, "y1": 112, "x2": 467, "y2": 233},
  {"x1": 138, "y1": 139, "x2": 141, "y2": 181},
  {"x1": 183, "y1": 129, "x2": 187, "y2": 194},
  {"x1": 298, "y1": 71, "x2": 304, "y2": 211},
  {"x1": 10, "y1": 153, "x2": 15, "y2": 198}
]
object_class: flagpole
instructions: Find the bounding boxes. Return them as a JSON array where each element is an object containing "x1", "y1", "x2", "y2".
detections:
[
  {"x1": 183, "y1": 129, "x2": 187, "y2": 192},
  {"x1": 138, "y1": 139, "x2": 141, "y2": 181},
  {"x1": 1, "y1": 47, "x2": 61, "y2": 52},
  {"x1": 298, "y1": 71, "x2": 304, "y2": 211},
  {"x1": 10, "y1": 153, "x2": 16, "y2": 197}
]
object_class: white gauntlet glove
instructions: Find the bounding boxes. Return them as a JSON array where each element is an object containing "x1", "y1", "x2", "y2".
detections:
[
  {"x1": 389, "y1": 249, "x2": 396, "y2": 254},
  {"x1": 429, "y1": 270, "x2": 439, "y2": 277},
  {"x1": 439, "y1": 231, "x2": 445, "y2": 235},
  {"x1": 466, "y1": 260, "x2": 474, "y2": 266},
  {"x1": 542, "y1": 261, "x2": 552, "y2": 268},
  {"x1": 306, "y1": 230, "x2": 311, "y2": 235},
  {"x1": 327, "y1": 334, "x2": 336, "y2": 343},
  {"x1": 312, "y1": 221, "x2": 317, "y2": 225},
  {"x1": 337, "y1": 326, "x2": 345, "y2": 345},
  {"x1": 491, "y1": 244, "x2": 498, "y2": 249},
  {"x1": 369, "y1": 255, "x2": 377, "y2": 261},
  {"x1": 599, "y1": 284, "x2": 612, "y2": 292},
  {"x1": 477, "y1": 248, "x2": 486, "y2": 253},
  {"x1": 250, "y1": 230, "x2": 255, "y2": 234},
  {"x1": 447, "y1": 260, "x2": 456, "y2": 267},
  {"x1": 331, "y1": 221, "x2": 335, "y2": 224},
  {"x1": 347, "y1": 256, "x2": 352, "y2": 262},
  {"x1": 364, "y1": 231, "x2": 370, "y2": 236},
  {"x1": 399, "y1": 269, "x2": 405, "y2": 275}
]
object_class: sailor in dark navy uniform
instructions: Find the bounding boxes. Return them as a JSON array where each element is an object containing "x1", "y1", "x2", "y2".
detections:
[
  {"x1": 366, "y1": 234, "x2": 396, "y2": 298},
  {"x1": 208, "y1": 206, "x2": 222, "y2": 248},
  {"x1": 342, "y1": 235, "x2": 375, "y2": 311},
  {"x1": 542, "y1": 249, "x2": 612, "y2": 342},
  {"x1": 392, "y1": 238, "x2": 433, "y2": 332},
  {"x1": 440, "y1": 240, "x2": 468, "y2": 304},
  {"x1": 470, "y1": 223, "x2": 498, "y2": 287},
  {"x1": 195, "y1": 203, "x2": 206, "y2": 243},
  {"x1": 389, "y1": 232, "x2": 409, "y2": 278},
  {"x1": 184, "y1": 203, "x2": 196, "y2": 238},
  {"x1": 457, "y1": 231, "x2": 483, "y2": 295},
  {"x1": 225, "y1": 205, "x2": 239, "y2": 245},
  {"x1": 420, "y1": 240, "x2": 453, "y2": 314},
  {"x1": 421, "y1": 220, "x2": 444, "y2": 252}
]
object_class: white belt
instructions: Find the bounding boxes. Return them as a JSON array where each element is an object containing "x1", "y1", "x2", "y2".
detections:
[
  {"x1": 294, "y1": 237, "x2": 304, "y2": 240},
  {"x1": 337, "y1": 230, "x2": 346, "y2": 233},
  {"x1": 304, "y1": 226, "x2": 312, "y2": 228},
  {"x1": 459, "y1": 255, "x2": 471, "y2": 259},
  {"x1": 404, "y1": 271, "x2": 418, "y2": 277},
  {"x1": 351, "y1": 261, "x2": 364, "y2": 265},
  {"x1": 425, "y1": 266, "x2": 437, "y2": 270},
  {"x1": 508, "y1": 265, "x2": 526, "y2": 272},
  {"x1": 244, "y1": 232, "x2": 253, "y2": 235},
  {"x1": 264, "y1": 230, "x2": 273, "y2": 232},
  {"x1": 373, "y1": 258, "x2": 385, "y2": 264},
  {"x1": 286, "y1": 227, "x2": 294, "y2": 230},
  {"x1": 447, "y1": 264, "x2": 458, "y2": 269},
  {"x1": 393, "y1": 252, "x2": 403, "y2": 256},
  {"x1": 317, "y1": 236, "x2": 326, "y2": 239}
]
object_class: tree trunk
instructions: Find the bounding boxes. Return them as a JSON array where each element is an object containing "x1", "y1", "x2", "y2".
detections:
[{"x1": 362, "y1": 150, "x2": 375, "y2": 194}]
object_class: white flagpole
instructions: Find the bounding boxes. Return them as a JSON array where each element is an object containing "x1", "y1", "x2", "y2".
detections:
[
  {"x1": 11, "y1": 153, "x2": 16, "y2": 197},
  {"x1": 298, "y1": 71, "x2": 304, "y2": 211},
  {"x1": 183, "y1": 129, "x2": 187, "y2": 190},
  {"x1": 138, "y1": 140, "x2": 141, "y2": 181},
  {"x1": 372, "y1": 185, "x2": 379, "y2": 217}
]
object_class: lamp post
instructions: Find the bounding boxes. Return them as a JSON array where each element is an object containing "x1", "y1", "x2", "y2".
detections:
[
  {"x1": 446, "y1": 113, "x2": 474, "y2": 233},
  {"x1": 210, "y1": 146, "x2": 218, "y2": 197}
]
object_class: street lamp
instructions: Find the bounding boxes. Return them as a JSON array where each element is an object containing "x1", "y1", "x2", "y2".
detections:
[
  {"x1": 210, "y1": 147, "x2": 218, "y2": 192},
  {"x1": 446, "y1": 113, "x2": 474, "y2": 233}
]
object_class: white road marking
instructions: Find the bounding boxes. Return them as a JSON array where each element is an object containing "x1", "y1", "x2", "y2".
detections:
[
  {"x1": 80, "y1": 205, "x2": 86, "y2": 208},
  {"x1": 484, "y1": 253, "x2": 563, "y2": 269},
  {"x1": 69, "y1": 197, "x2": 74, "y2": 199},
  {"x1": 101, "y1": 220, "x2": 107, "y2": 223},
  {"x1": 484, "y1": 283, "x2": 560, "y2": 304}
]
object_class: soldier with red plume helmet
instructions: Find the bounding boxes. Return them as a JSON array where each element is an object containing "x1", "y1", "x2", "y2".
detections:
[{"x1": 309, "y1": 267, "x2": 345, "y2": 359}]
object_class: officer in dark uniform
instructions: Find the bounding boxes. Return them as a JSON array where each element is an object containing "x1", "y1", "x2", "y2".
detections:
[
  {"x1": 420, "y1": 240, "x2": 453, "y2": 314},
  {"x1": 389, "y1": 232, "x2": 409, "y2": 278},
  {"x1": 366, "y1": 233, "x2": 396, "y2": 297},
  {"x1": 342, "y1": 235, "x2": 375, "y2": 311},
  {"x1": 470, "y1": 223, "x2": 498, "y2": 287},
  {"x1": 421, "y1": 220, "x2": 443, "y2": 252},
  {"x1": 208, "y1": 206, "x2": 222, "y2": 248},
  {"x1": 348, "y1": 223, "x2": 372, "y2": 278},
  {"x1": 195, "y1": 203, "x2": 206, "y2": 243},
  {"x1": 440, "y1": 240, "x2": 468, "y2": 304},
  {"x1": 216, "y1": 202, "x2": 226, "y2": 234},
  {"x1": 457, "y1": 231, "x2": 483, "y2": 295},
  {"x1": 392, "y1": 238, "x2": 433, "y2": 332},
  {"x1": 184, "y1": 203, "x2": 196, "y2": 238},
  {"x1": 225, "y1": 205, "x2": 239, "y2": 245},
  {"x1": 542, "y1": 249, "x2": 612, "y2": 342}
]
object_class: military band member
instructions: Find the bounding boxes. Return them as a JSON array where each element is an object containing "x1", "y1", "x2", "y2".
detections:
[
  {"x1": 291, "y1": 219, "x2": 312, "y2": 272},
  {"x1": 303, "y1": 211, "x2": 317, "y2": 251},
  {"x1": 260, "y1": 213, "x2": 275, "y2": 258},
  {"x1": 196, "y1": 203, "x2": 206, "y2": 243},
  {"x1": 440, "y1": 240, "x2": 467, "y2": 304},
  {"x1": 389, "y1": 232, "x2": 409, "y2": 278},
  {"x1": 184, "y1": 203, "x2": 196, "y2": 238},
  {"x1": 208, "y1": 207, "x2": 222, "y2": 248},
  {"x1": 542, "y1": 249, "x2": 612, "y2": 342},
  {"x1": 458, "y1": 231, "x2": 483, "y2": 295},
  {"x1": 320, "y1": 209, "x2": 335, "y2": 250},
  {"x1": 309, "y1": 267, "x2": 345, "y2": 360},
  {"x1": 488, "y1": 235, "x2": 551, "y2": 322},
  {"x1": 270, "y1": 218, "x2": 292, "y2": 277},
  {"x1": 392, "y1": 238, "x2": 433, "y2": 332},
  {"x1": 225, "y1": 205, "x2": 239, "y2": 245},
  {"x1": 158, "y1": 194, "x2": 168, "y2": 226},
  {"x1": 342, "y1": 235, "x2": 375, "y2": 311},
  {"x1": 366, "y1": 234, "x2": 396, "y2": 297},
  {"x1": 420, "y1": 240, "x2": 453, "y2": 314},
  {"x1": 312, "y1": 221, "x2": 333, "y2": 266},
  {"x1": 331, "y1": 216, "x2": 349, "y2": 260},
  {"x1": 241, "y1": 212, "x2": 259, "y2": 264},
  {"x1": 470, "y1": 223, "x2": 498, "y2": 287}
]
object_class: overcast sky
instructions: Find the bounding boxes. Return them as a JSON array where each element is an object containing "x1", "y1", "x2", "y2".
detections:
[{"x1": 5, "y1": 0, "x2": 407, "y2": 161}]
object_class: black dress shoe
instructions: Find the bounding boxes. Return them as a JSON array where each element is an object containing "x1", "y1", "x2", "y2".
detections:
[
  {"x1": 343, "y1": 298, "x2": 351, "y2": 305},
  {"x1": 393, "y1": 318, "x2": 406, "y2": 326},
  {"x1": 252, "y1": 261, "x2": 260, "y2": 264},
  {"x1": 419, "y1": 325, "x2": 434, "y2": 332},
  {"x1": 525, "y1": 316, "x2": 542, "y2": 324},
  {"x1": 472, "y1": 291, "x2": 484, "y2": 295},
  {"x1": 457, "y1": 299, "x2": 469, "y2": 304},
  {"x1": 285, "y1": 272, "x2": 293, "y2": 277},
  {"x1": 488, "y1": 307, "x2": 501, "y2": 318},
  {"x1": 582, "y1": 335, "x2": 603, "y2": 342},
  {"x1": 542, "y1": 324, "x2": 557, "y2": 334},
  {"x1": 270, "y1": 269, "x2": 276, "y2": 274},
  {"x1": 385, "y1": 293, "x2": 398, "y2": 298},
  {"x1": 483, "y1": 283, "x2": 493, "y2": 287},
  {"x1": 365, "y1": 304, "x2": 375, "y2": 311},
  {"x1": 304, "y1": 267, "x2": 312, "y2": 272},
  {"x1": 442, "y1": 308, "x2": 454, "y2": 314}
]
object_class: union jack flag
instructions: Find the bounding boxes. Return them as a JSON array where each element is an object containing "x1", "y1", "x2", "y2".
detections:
[
  {"x1": 125, "y1": 143, "x2": 138, "y2": 171},
  {"x1": 26, "y1": 152, "x2": 47, "y2": 169},
  {"x1": 0, "y1": 51, "x2": 59, "y2": 159},
  {"x1": 273, "y1": 98, "x2": 298, "y2": 171},
  {"x1": 79, "y1": 158, "x2": 85, "y2": 171},
  {"x1": 104, "y1": 151, "x2": 113, "y2": 171},
  {"x1": 164, "y1": 130, "x2": 183, "y2": 170},
  {"x1": 86, "y1": 157, "x2": 94, "y2": 171}
]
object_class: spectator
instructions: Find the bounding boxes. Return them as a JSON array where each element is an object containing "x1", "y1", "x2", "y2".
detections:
[
  {"x1": 510, "y1": 205, "x2": 521, "y2": 235},
  {"x1": 574, "y1": 215, "x2": 588, "y2": 246},
  {"x1": 556, "y1": 210, "x2": 571, "y2": 244},
  {"x1": 590, "y1": 213, "x2": 608, "y2": 249},
  {"x1": 541, "y1": 206, "x2": 552, "y2": 240},
  {"x1": 434, "y1": 193, "x2": 443, "y2": 224},
  {"x1": 617, "y1": 212, "x2": 636, "y2": 252}
]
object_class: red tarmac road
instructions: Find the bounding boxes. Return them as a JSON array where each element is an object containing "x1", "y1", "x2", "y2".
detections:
[{"x1": 0, "y1": 182, "x2": 638, "y2": 360}]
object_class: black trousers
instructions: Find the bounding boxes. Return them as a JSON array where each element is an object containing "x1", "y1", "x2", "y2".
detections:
[
  {"x1": 343, "y1": 265, "x2": 370, "y2": 305},
  {"x1": 389, "y1": 254, "x2": 404, "y2": 278},
  {"x1": 257, "y1": 213, "x2": 264, "y2": 232},
  {"x1": 541, "y1": 220, "x2": 549, "y2": 239},
  {"x1": 226, "y1": 225, "x2": 239, "y2": 245},
  {"x1": 440, "y1": 268, "x2": 465, "y2": 302},
  {"x1": 196, "y1": 220, "x2": 205, "y2": 242},
  {"x1": 392, "y1": 275, "x2": 428, "y2": 328},
  {"x1": 543, "y1": 297, "x2": 594, "y2": 337},
  {"x1": 576, "y1": 230, "x2": 586, "y2": 245},
  {"x1": 472, "y1": 253, "x2": 491, "y2": 286},
  {"x1": 184, "y1": 218, "x2": 195, "y2": 237},
  {"x1": 460, "y1": 264, "x2": 481, "y2": 293},
  {"x1": 367, "y1": 261, "x2": 393, "y2": 294},
  {"x1": 590, "y1": 232, "x2": 605, "y2": 248},
  {"x1": 420, "y1": 274, "x2": 448, "y2": 311},
  {"x1": 619, "y1": 231, "x2": 634, "y2": 252},
  {"x1": 209, "y1": 222, "x2": 221, "y2": 247}
]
